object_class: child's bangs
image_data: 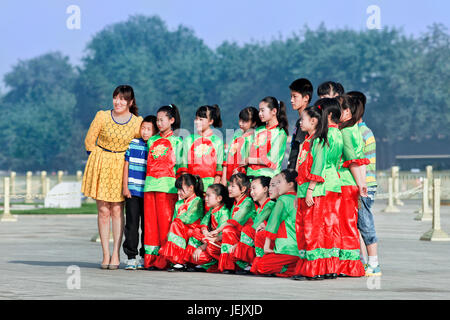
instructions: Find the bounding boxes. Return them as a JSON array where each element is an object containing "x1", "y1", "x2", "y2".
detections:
[{"x1": 195, "y1": 106, "x2": 209, "y2": 119}]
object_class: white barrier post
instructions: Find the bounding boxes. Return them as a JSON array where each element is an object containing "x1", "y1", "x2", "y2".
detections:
[
  {"x1": 57, "y1": 170, "x2": 64, "y2": 184},
  {"x1": 415, "y1": 178, "x2": 432, "y2": 221},
  {"x1": 426, "y1": 165, "x2": 433, "y2": 208},
  {"x1": 76, "y1": 170, "x2": 82, "y2": 182},
  {"x1": 1, "y1": 177, "x2": 17, "y2": 222},
  {"x1": 10, "y1": 171, "x2": 16, "y2": 197},
  {"x1": 393, "y1": 166, "x2": 404, "y2": 206},
  {"x1": 420, "y1": 179, "x2": 450, "y2": 241},
  {"x1": 41, "y1": 171, "x2": 47, "y2": 199},
  {"x1": 25, "y1": 171, "x2": 33, "y2": 203},
  {"x1": 383, "y1": 177, "x2": 399, "y2": 212}
]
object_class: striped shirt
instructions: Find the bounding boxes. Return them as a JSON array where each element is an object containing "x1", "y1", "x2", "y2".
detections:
[
  {"x1": 358, "y1": 122, "x2": 377, "y2": 187},
  {"x1": 124, "y1": 138, "x2": 148, "y2": 197}
]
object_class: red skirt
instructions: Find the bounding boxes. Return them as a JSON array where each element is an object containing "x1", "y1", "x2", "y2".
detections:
[
  {"x1": 143, "y1": 192, "x2": 178, "y2": 269},
  {"x1": 159, "y1": 218, "x2": 199, "y2": 265},
  {"x1": 251, "y1": 253, "x2": 299, "y2": 277},
  {"x1": 218, "y1": 225, "x2": 241, "y2": 271},
  {"x1": 322, "y1": 191, "x2": 342, "y2": 275},
  {"x1": 233, "y1": 225, "x2": 257, "y2": 264},
  {"x1": 294, "y1": 196, "x2": 330, "y2": 278},
  {"x1": 338, "y1": 185, "x2": 365, "y2": 277}
]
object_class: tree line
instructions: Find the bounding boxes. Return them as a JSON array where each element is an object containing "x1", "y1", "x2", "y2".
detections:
[{"x1": 0, "y1": 15, "x2": 448, "y2": 172}]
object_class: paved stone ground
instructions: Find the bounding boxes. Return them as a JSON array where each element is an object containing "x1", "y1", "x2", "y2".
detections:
[{"x1": 1, "y1": 200, "x2": 450, "y2": 300}]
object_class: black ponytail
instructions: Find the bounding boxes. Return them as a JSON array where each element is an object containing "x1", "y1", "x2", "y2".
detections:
[
  {"x1": 239, "y1": 106, "x2": 263, "y2": 128},
  {"x1": 279, "y1": 169, "x2": 298, "y2": 191},
  {"x1": 303, "y1": 104, "x2": 328, "y2": 146},
  {"x1": 157, "y1": 104, "x2": 181, "y2": 131},
  {"x1": 252, "y1": 176, "x2": 271, "y2": 198},
  {"x1": 196, "y1": 104, "x2": 222, "y2": 128},
  {"x1": 207, "y1": 184, "x2": 233, "y2": 209},
  {"x1": 339, "y1": 94, "x2": 362, "y2": 129},
  {"x1": 314, "y1": 98, "x2": 341, "y2": 125},
  {"x1": 175, "y1": 174, "x2": 204, "y2": 199},
  {"x1": 229, "y1": 172, "x2": 251, "y2": 196},
  {"x1": 260, "y1": 96, "x2": 289, "y2": 135}
]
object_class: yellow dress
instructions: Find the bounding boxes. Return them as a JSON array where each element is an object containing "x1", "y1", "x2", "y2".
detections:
[{"x1": 82, "y1": 110, "x2": 143, "y2": 202}]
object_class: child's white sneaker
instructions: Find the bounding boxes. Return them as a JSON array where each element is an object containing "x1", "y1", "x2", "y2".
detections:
[
  {"x1": 125, "y1": 259, "x2": 137, "y2": 270},
  {"x1": 137, "y1": 256, "x2": 145, "y2": 270}
]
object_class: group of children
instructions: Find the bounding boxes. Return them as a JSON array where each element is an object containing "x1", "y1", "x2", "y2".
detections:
[{"x1": 119, "y1": 78, "x2": 381, "y2": 280}]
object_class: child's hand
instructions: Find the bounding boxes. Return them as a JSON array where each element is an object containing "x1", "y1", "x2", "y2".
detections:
[
  {"x1": 193, "y1": 248, "x2": 202, "y2": 262},
  {"x1": 123, "y1": 187, "x2": 132, "y2": 199},
  {"x1": 209, "y1": 229, "x2": 219, "y2": 237},
  {"x1": 264, "y1": 245, "x2": 274, "y2": 254},
  {"x1": 306, "y1": 190, "x2": 314, "y2": 207},
  {"x1": 359, "y1": 184, "x2": 368, "y2": 198},
  {"x1": 256, "y1": 223, "x2": 266, "y2": 232}
]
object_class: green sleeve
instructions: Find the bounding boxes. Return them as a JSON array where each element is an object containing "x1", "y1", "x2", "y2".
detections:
[
  {"x1": 174, "y1": 137, "x2": 184, "y2": 176},
  {"x1": 172, "y1": 200, "x2": 183, "y2": 222},
  {"x1": 177, "y1": 197, "x2": 204, "y2": 224},
  {"x1": 200, "y1": 210, "x2": 212, "y2": 228},
  {"x1": 231, "y1": 199, "x2": 255, "y2": 226},
  {"x1": 266, "y1": 129, "x2": 287, "y2": 170},
  {"x1": 252, "y1": 201, "x2": 275, "y2": 229},
  {"x1": 180, "y1": 135, "x2": 192, "y2": 173},
  {"x1": 342, "y1": 127, "x2": 365, "y2": 162},
  {"x1": 217, "y1": 208, "x2": 231, "y2": 228},
  {"x1": 212, "y1": 135, "x2": 224, "y2": 174},
  {"x1": 264, "y1": 198, "x2": 286, "y2": 238},
  {"x1": 310, "y1": 139, "x2": 326, "y2": 179}
]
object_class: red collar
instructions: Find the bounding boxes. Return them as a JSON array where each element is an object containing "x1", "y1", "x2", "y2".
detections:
[
  {"x1": 284, "y1": 191, "x2": 297, "y2": 196},
  {"x1": 234, "y1": 194, "x2": 247, "y2": 206},
  {"x1": 184, "y1": 194, "x2": 197, "y2": 204},
  {"x1": 211, "y1": 204, "x2": 224, "y2": 214},
  {"x1": 265, "y1": 122, "x2": 279, "y2": 130},
  {"x1": 200, "y1": 129, "x2": 213, "y2": 138},
  {"x1": 328, "y1": 124, "x2": 339, "y2": 128},
  {"x1": 160, "y1": 130, "x2": 173, "y2": 138},
  {"x1": 258, "y1": 198, "x2": 271, "y2": 210}
]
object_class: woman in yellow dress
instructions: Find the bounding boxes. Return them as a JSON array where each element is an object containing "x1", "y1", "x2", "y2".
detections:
[{"x1": 82, "y1": 85, "x2": 143, "y2": 269}]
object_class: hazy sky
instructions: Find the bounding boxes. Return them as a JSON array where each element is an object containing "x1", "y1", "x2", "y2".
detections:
[{"x1": 0, "y1": 0, "x2": 448, "y2": 91}]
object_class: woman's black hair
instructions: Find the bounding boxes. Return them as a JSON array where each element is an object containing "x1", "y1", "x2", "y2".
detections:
[
  {"x1": 175, "y1": 174, "x2": 204, "y2": 199},
  {"x1": 279, "y1": 169, "x2": 298, "y2": 191},
  {"x1": 251, "y1": 176, "x2": 271, "y2": 199},
  {"x1": 346, "y1": 91, "x2": 366, "y2": 121},
  {"x1": 303, "y1": 104, "x2": 329, "y2": 146},
  {"x1": 239, "y1": 106, "x2": 263, "y2": 128},
  {"x1": 339, "y1": 94, "x2": 363, "y2": 129},
  {"x1": 260, "y1": 96, "x2": 289, "y2": 135},
  {"x1": 207, "y1": 184, "x2": 233, "y2": 209},
  {"x1": 314, "y1": 98, "x2": 341, "y2": 125},
  {"x1": 157, "y1": 104, "x2": 181, "y2": 131},
  {"x1": 113, "y1": 85, "x2": 138, "y2": 116},
  {"x1": 196, "y1": 104, "x2": 222, "y2": 128},
  {"x1": 229, "y1": 172, "x2": 251, "y2": 196},
  {"x1": 142, "y1": 115, "x2": 159, "y2": 134}
]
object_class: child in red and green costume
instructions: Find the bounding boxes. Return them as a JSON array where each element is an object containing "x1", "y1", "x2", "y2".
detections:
[
  {"x1": 233, "y1": 176, "x2": 274, "y2": 271},
  {"x1": 180, "y1": 105, "x2": 224, "y2": 191},
  {"x1": 247, "y1": 97, "x2": 288, "y2": 178},
  {"x1": 159, "y1": 174, "x2": 204, "y2": 271},
  {"x1": 337, "y1": 94, "x2": 369, "y2": 277},
  {"x1": 143, "y1": 104, "x2": 184, "y2": 270},
  {"x1": 210, "y1": 173, "x2": 256, "y2": 273},
  {"x1": 184, "y1": 184, "x2": 232, "y2": 272},
  {"x1": 293, "y1": 105, "x2": 330, "y2": 281},
  {"x1": 222, "y1": 107, "x2": 262, "y2": 184},
  {"x1": 251, "y1": 169, "x2": 299, "y2": 278}
]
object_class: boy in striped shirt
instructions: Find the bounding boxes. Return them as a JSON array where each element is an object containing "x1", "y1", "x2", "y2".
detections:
[
  {"x1": 350, "y1": 91, "x2": 382, "y2": 277},
  {"x1": 122, "y1": 115, "x2": 158, "y2": 270}
]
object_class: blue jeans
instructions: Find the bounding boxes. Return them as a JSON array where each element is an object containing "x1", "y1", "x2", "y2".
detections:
[{"x1": 357, "y1": 189, "x2": 378, "y2": 246}]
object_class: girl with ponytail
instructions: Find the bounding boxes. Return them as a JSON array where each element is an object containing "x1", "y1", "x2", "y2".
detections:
[
  {"x1": 292, "y1": 103, "x2": 330, "y2": 280},
  {"x1": 180, "y1": 104, "x2": 225, "y2": 191},
  {"x1": 159, "y1": 174, "x2": 204, "y2": 271},
  {"x1": 142, "y1": 104, "x2": 184, "y2": 270},
  {"x1": 247, "y1": 97, "x2": 288, "y2": 178}
]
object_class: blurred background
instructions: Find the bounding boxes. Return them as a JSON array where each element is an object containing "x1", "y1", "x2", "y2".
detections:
[{"x1": 0, "y1": 0, "x2": 449, "y2": 174}]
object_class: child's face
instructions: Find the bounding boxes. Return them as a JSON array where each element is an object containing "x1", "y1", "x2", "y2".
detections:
[
  {"x1": 290, "y1": 91, "x2": 308, "y2": 111},
  {"x1": 238, "y1": 119, "x2": 253, "y2": 132},
  {"x1": 269, "y1": 176, "x2": 280, "y2": 200},
  {"x1": 156, "y1": 111, "x2": 174, "y2": 133},
  {"x1": 277, "y1": 174, "x2": 293, "y2": 196},
  {"x1": 300, "y1": 112, "x2": 317, "y2": 133},
  {"x1": 250, "y1": 179, "x2": 267, "y2": 203},
  {"x1": 177, "y1": 182, "x2": 195, "y2": 200},
  {"x1": 113, "y1": 95, "x2": 131, "y2": 114},
  {"x1": 340, "y1": 108, "x2": 352, "y2": 123},
  {"x1": 140, "y1": 122, "x2": 155, "y2": 142},
  {"x1": 205, "y1": 188, "x2": 221, "y2": 208},
  {"x1": 228, "y1": 180, "x2": 244, "y2": 199},
  {"x1": 195, "y1": 116, "x2": 213, "y2": 134},
  {"x1": 258, "y1": 102, "x2": 277, "y2": 123}
]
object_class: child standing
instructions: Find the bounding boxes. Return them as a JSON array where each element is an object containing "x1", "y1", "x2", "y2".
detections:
[
  {"x1": 337, "y1": 94, "x2": 369, "y2": 277},
  {"x1": 123, "y1": 115, "x2": 158, "y2": 270},
  {"x1": 211, "y1": 173, "x2": 256, "y2": 273},
  {"x1": 143, "y1": 104, "x2": 184, "y2": 270},
  {"x1": 247, "y1": 97, "x2": 288, "y2": 178},
  {"x1": 287, "y1": 78, "x2": 313, "y2": 170},
  {"x1": 292, "y1": 105, "x2": 329, "y2": 281},
  {"x1": 160, "y1": 174, "x2": 204, "y2": 271},
  {"x1": 251, "y1": 169, "x2": 300, "y2": 278},
  {"x1": 181, "y1": 105, "x2": 224, "y2": 190},
  {"x1": 233, "y1": 176, "x2": 275, "y2": 272},
  {"x1": 222, "y1": 107, "x2": 262, "y2": 184},
  {"x1": 186, "y1": 184, "x2": 232, "y2": 272},
  {"x1": 348, "y1": 91, "x2": 381, "y2": 277}
]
